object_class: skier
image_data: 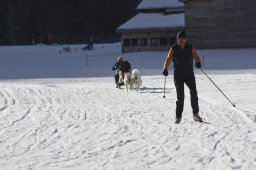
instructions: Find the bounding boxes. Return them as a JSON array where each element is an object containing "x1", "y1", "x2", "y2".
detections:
[
  {"x1": 82, "y1": 38, "x2": 94, "y2": 50},
  {"x1": 162, "y1": 30, "x2": 203, "y2": 124},
  {"x1": 112, "y1": 56, "x2": 131, "y2": 88}
]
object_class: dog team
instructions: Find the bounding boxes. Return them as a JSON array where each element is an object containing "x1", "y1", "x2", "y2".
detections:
[{"x1": 112, "y1": 56, "x2": 142, "y2": 92}]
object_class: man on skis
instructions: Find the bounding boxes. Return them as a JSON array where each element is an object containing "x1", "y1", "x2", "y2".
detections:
[
  {"x1": 162, "y1": 30, "x2": 203, "y2": 124},
  {"x1": 112, "y1": 56, "x2": 131, "y2": 88}
]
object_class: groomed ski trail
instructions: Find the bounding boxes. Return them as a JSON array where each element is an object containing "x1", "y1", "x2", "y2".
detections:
[{"x1": 0, "y1": 75, "x2": 255, "y2": 170}]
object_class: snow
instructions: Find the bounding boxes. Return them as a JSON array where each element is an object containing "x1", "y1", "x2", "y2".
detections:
[
  {"x1": 117, "y1": 13, "x2": 184, "y2": 32},
  {"x1": 0, "y1": 43, "x2": 256, "y2": 170},
  {"x1": 137, "y1": 0, "x2": 184, "y2": 10}
]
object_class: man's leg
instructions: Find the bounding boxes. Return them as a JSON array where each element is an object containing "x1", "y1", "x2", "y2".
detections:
[
  {"x1": 115, "y1": 74, "x2": 119, "y2": 85},
  {"x1": 185, "y1": 76, "x2": 202, "y2": 122},
  {"x1": 174, "y1": 77, "x2": 185, "y2": 119},
  {"x1": 185, "y1": 76, "x2": 199, "y2": 114},
  {"x1": 118, "y1": 71, "x2": 123, "y2": 84}
]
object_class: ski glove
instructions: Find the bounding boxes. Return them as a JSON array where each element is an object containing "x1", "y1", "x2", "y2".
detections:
[
  {"x1": 163, "y1": 69, "x2": 168, "y2": 76},
  {"x1": 112, "y1": 66, "x2": 115, "y2": 71},
  {"x1": 195, "y1": 62, "x2": 202, "y2": 69}
]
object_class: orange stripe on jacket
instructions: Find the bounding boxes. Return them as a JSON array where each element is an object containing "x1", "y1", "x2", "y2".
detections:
[
  {"x1": 192, "y1": 47, "x2": 201, "y2": 63},
  {"x1": 163, "y1": 48, "x2": 174, "y2": 70}
]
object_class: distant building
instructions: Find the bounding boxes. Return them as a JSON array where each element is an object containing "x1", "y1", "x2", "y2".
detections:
[
  {"x1": 137, "y1": 0, "x2": 184, "y2": 13},
  {"x1": 117, "y1": 0, "x2": 184, "y2": 53},
  {"x1": 181, "y1": 0, "x2": 256, "y2": 49}
]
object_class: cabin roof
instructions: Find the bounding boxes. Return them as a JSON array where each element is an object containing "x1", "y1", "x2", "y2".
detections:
[{"x1": 117, "y1": 13, "x2": 184, "y2": 32}]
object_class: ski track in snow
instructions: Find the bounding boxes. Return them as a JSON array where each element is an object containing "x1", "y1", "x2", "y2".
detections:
[{"x1": 0, "y1": 75, "x2": 255, "y2": 170}]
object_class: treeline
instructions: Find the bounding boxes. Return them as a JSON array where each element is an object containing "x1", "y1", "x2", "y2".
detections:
[{"x1": 0, "y1": 0, "x2": 141, "y2": 45}]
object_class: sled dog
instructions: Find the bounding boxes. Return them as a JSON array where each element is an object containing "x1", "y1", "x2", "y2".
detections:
[{"x1": 124, "y1": 69, "x2": 142, "y2": 92}]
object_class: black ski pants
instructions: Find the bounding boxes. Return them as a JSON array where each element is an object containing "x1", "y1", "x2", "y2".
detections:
[{"x1": 174, "y1": 75, "x2": 199, "y2": 118}]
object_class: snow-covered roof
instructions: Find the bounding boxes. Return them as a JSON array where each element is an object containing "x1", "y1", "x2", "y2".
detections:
[
  {"x1": 137, "y1": 0, "x2": 184, "y2": 10},
  {"x1": 117, "y1": 13, "x2": 184, "y2": 32}
]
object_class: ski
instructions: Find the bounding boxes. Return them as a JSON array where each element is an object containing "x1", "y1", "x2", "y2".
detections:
[
  {"x1": 174, "y1": 120, "x2": 211, "y2": 124},
  {"x1": 192, "y1": 120, "x2": 211, "y2": 124}
]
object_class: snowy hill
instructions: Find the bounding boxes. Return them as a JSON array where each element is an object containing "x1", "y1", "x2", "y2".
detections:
[{"x1": 0, "y1": 43, "x2": 255, "y2": 169}]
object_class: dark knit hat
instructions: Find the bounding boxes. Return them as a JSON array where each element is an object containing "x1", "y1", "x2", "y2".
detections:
[{"x1": 177, "y1": 30, "x2": 186, "y2": 39}]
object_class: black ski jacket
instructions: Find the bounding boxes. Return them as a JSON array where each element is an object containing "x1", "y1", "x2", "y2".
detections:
[
  {"x1": 112, "y1": 61, "x2": 131, "y2": 73},
  {"x1": 163, "y1": 43, "x2": 201, "y2": 77}
]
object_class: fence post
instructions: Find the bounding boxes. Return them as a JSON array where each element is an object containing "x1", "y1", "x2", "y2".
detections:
[{"x1": 86, "y1": 53, "x2": 88, "y2": 67}]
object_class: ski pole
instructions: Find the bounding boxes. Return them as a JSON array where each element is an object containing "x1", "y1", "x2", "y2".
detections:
[
  {"x1": 163, "y1": 76, "x2": 166, "y2": 98},
  {"x1": 201, "y1": 68, "x2": 235, "y2": 107}
]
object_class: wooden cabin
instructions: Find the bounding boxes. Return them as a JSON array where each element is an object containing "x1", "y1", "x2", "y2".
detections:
[
  {"x1": 181, "y1": 0, "x2": 256, "y2": 48},
  {"x1": 117, "y1": 0, "x2": 184, "y2": 53},
  {"x1": 117, "y1": 13, "x2": 184, "y2": 53}
]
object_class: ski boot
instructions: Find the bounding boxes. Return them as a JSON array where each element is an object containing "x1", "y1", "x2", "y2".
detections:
[
  {"x1": 175, "y1": 118, "x2": 181, "y2": 124},
  {"x1": 193, "y1": 114, "x2": 203, "y2": 122}
]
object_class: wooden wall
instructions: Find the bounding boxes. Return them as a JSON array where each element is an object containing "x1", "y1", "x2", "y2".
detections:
[{"x1": 184, "y1": 0, "x2": 256, "y2": 48}]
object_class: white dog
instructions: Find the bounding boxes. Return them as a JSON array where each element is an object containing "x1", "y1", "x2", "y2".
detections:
[
  {"x1": 124, "y1": 69, "x2": 142, "y2": 92},
  {"x1": 131, "y1": 69, "x2": 142, "y2": 91}
]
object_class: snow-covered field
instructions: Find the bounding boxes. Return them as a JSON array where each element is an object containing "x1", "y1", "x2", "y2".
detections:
[{"x1": 0, "y1": 43, "x2": 255, "y2": 170}]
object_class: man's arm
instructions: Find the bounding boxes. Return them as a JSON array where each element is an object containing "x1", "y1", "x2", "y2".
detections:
[
  {"x1": 192, "y1": 48, "x2": 201, "y2": 63},
  {"x1": 192, "y1": 47, "x2": 202, "y2": 69},
  {"x1": 163, "y1": 48, "x2": 174, "y2": 70},
  {"x1": 112, "y1": 62, "x2": 118, "y2": 71}
]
